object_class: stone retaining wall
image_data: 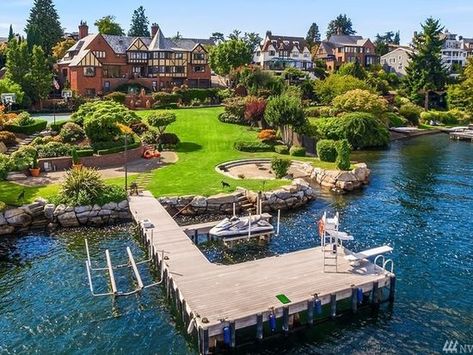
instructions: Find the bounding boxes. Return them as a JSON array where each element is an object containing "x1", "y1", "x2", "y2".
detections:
[
  {"x1": 0, "y1": 199, "x2": 131, "y2": 236},
  {"x1": 310, "y1": 163, "x2": 371, "y2": 193},
  {"x1": 158, "y1": 178, "x2": 316, "y2": 216}
]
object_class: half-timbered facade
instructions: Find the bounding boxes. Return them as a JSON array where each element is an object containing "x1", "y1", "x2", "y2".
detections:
[{"x1": 58, "y1": 22, "x2": 213, "y2": 97}]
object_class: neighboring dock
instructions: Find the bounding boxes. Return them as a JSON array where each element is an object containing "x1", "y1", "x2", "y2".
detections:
[
  {"x1": 450, "y1": 131, "x2": 473, "y2": 142},
  {"x1": 129, "y1": 192, "x2": 395, "y2": 354}
]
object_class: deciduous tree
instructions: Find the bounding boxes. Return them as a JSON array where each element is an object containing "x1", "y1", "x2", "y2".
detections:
[
  {"x1": 24, "y1": 46, "x2": 52, "y2": 106},
  {"x1": 52, "y1": 38, "x2": 76, "y2": 61},
  {"x1": 94, "y1": 16, "x2": 125, "y2": 36},
  {"x1": 209, "y1": 39, "x2": 253, "y2": 76}
]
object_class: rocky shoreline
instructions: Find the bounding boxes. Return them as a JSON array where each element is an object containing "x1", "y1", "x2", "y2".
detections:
[
  {"x1": 0, "y1": 199, "x2": 131, "y2": 236},
  {"x1": 310, "y1": 163, "x2": 371, "y2": 193},
  {"x1": 158, "y1": 178, "x2": 317, "y2": 216}
]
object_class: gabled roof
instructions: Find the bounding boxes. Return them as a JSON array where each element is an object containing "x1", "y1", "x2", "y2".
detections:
[
  {"x1": 380, "y1": 47, "x2": 414, "y2": 59},
  {"x1": 68, "y1": 49, "x2": 102, "y2": 67},
  {"x1": 173, "y1": 38, "x2": 213, "y2": 51},
  {"x1": 262, "y1": 33, "x2": 308, "y2": 52},
  {"x1": 327, "y1": 35, "x2": 366, "y2": 46},
  {"x1": 127, "y1": 37, "x2": 149, "y2": 51}
]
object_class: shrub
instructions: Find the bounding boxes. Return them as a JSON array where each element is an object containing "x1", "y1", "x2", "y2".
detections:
[
  {"x1": 104, "y1": 92, "x2": 127, "y2": 104},
  {"x1": 0, "y1": 131, "x2": 17, "y2": 146},
  {"x1": 4, "y1": 119, "x2": 48, "y2": 135},
  {"x1": 76, "y1": 148, "x2": 94, "y2": 157},
  {"x1": 49, "y1": 119, "x2": 69, "y2": 132},
  {"x1": 0, "y1": 201, "x2": 6, "y2": 212},
  {"x1": 313, "y1": 113, "x2": 389, "y2": 149},
  {"x1": 146, "y1": 111, "x2": 177, "y2": 144},
  {"x1": 257, "y1": 129, "x2": 277, "y2": 143},
  {"x1": 244, "y1": 96, "x2": 267, "y2": 124},
  {"x1": 234, "y1": 141, "x2": 274, "y2": 152},
  {"x1": 314, "y1": 74, "x2": 372, "y2": 104},
  {"x1": 399, "y1": 102, "x2": 423, "y2": 125},
  {"x1": 332, "y1": 89, "x2": 388, "y2": 116},
  {"x1": 316, "y1": 139, "x2": 338, "y2": 162},
  {"x1": 10, "y1": 145, "x2": 37, "y2": 170},
  {"x1": 264, "y1": 94, "x2": 307, "y2": 132},
  {"x1": 57, "y1": 167, "x2": 106, "y2": 206},
  {"x1": 71, "y1": 147, "x2": 80, "y2": 164},
  {"x1": 289, "y1": 146, "x2": 306, "y2": 157},
  {"x1": 385, "y1": 112, "x2": 408, "y2": 127},
  {"x1": 36, "y1": 142, "x2": 72, "y2": 158},
  {"x1": 152, "y1": 92, "x2": 181, "y2": 105},
  {"x1": 15, "y1": 112, "x2": 34, "y2": 126},
  {"x1": 130, "y1": 122, "x2": 149, "y2": 135},
  {"x1": 84, "y1": 113, "x2": 122, "y2": 143},
  {"x1": 141, "y1": 130, "x2": 158, "y2": 144},
  {"x1": 160, "y1": 133, "x2": 180, "y2": 147},
  {"x1": 420, "y1": 110, "x2": 464, "y2": 125},
  {"x1": 271, "y1": 157, "x2": 291, "y2": 179},
  {"x1": 274, "y1": 145, "x2": 289, "y2": 155},
  {"x1": 219, "y1": 97, "x2": 247, "y2": 123},
  {"x1": 72, "y1": 101, "x2": 139, "y2": 126},
  {"x1": 59, "y1": 122, "x2": 85, "y2": 143},
  {"x1": 336, "y1": 139, "x2": 351, "y2": 170},
  {"x1": 0, "y1": 153, "x2": 12, "y2": 180},
  {"x1": 172, "y1": 88, "x2": 219, "y2": 105}
]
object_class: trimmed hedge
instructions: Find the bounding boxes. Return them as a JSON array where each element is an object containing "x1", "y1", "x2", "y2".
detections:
[
  {"x1": 234, "y1": 140, "x2": 274, "y2": 152},
  {"x1": 336, "y1": 139, "x2": 351, "y2": 170},
  {"x1": 290, "y1": 146, "x2": 306, "y2": 157},
  {"x1": 316, "y1": 139, "x2": 337, "y2": 162},
  {"x1": 274, "y1": 145, "x2": 289, "y2": 155},
  {"x1": 104, "y1": 92, "x2": 127, "y2": 104},
  {"x1": 76, "y1": 149, "x2": 94, "y2": 157},
  {"x1": 96, "y1": 140, "x2": 141, "y2": 155},
  {"x1": 174, "y1": 88, "x2": 219, "y2": 104},
  {"x1": 49, "y1": 119, "x2": 69, "y2": 132},
  {"x1": 4, "y1": 119, "x2": 48, "y2": 135}
]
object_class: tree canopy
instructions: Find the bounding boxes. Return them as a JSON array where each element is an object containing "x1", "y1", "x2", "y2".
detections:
[
  {"x1": 52, "y1": 38, "x2": 76, "y2": 60},
  {"x1": 403, "y1": 17, "x2": 447, "y2": 107},
  {"x1": 95, "y1": 16, "x2": 125, "y2": 36},
  {"x1": 447, "y1": 58, "x2": 473, "y2": 114},
  {"x1": 209, "y1": 39, "x2": 253, "y2": 76},
  {"x1": 8, "y1": 25, "x2": 14, "y2": 42},
  {"x1": 306, "y1": 22, "x2": 321, "y2": 49},
  {"x1": 326, "y1": 14, "x2": 356, "y2": 38},
  {"x1": 24, "y1": 46, "x2": 52, "y2": 104},
  {"x1": 374, "y1": 31, "x2": 401, "y2": 56},
  {"x1": 210, "y1": 32, "x2": 225, "y2": 44},
  {"x1": 128, "y1": 6, "x2": 150, "y2": 37},
  {"x1": 25, "y1": 0, "x2": 63, "y2": 55}
]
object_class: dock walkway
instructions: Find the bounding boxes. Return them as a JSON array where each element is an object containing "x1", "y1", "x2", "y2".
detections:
[{"x1": 129, "y1": 192, "x2": 395, "y2": 353}]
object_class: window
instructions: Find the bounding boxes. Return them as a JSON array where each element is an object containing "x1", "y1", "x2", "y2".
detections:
[
  {"x1": 85, "y1": 88, "x2": 96, "y2": 97},
  {"x1": 83, "y1": 67, "x2": 96, "y2": 77},
  {"x1": 292, "y1": 52, "x2": 299, "y2": 58},
  {"x1": 269, "y1": 50, "x2": 276, "y2": 56},
  {"x1": 174, "y1": 66, "x2": 185, "y2": 73},
  {"x1": 103, "y1": 81, "x2": 111, "y2": 92},
  {"x1": 175, "y1": 52, "x2": 183, "y2": 59},
  {"x1": 103, "y1": 65, "x2": 121, "y2": 78},
  {"x1": 194, "y1": 65, "x2": 205, "y2": 73},
  {"x1": 132, "y1": 66, "x2": 142, "y2": 73},
  {"x1": 303, "y1": 53, "x2": 309, "y2": 58},
  {"x1": 193, "y1": 52, "x2": 205, "y2": 60},
  {"x1": 256, "y1": 51, "x2": 261, "y2": 57},
  {"x1": 93, "y1": 51, "x2": 106, "y2": 59},
  {"x1": 154, "y1": 52, "x2": 171, "y2": 59},
  {"x1": 62, "y1": 68, "x2": 68, "y2": 78}
]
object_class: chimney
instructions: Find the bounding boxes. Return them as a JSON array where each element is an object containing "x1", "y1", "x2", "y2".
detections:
[
  {"x1": 266, "y1": 30, "x2": 272, "y2": 38},
  {"x1": 151, "y1": 23, "x2": 159, "y2": 37},
  {"x1": 79, "y1": 21, "x2": 88, "y2": 39}
]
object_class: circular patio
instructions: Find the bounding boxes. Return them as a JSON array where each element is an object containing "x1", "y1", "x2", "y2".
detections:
[{"x1": 215, "y1": 159, "x2": 311, "y2": 180}]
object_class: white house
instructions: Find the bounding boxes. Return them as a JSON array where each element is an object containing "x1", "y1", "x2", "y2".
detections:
[
  {"x1": 253, "y1": 31, "x2": 313, "y2": 72},
  {"x1": 441, "y1": 31, "x2": 468, "y2": 72},
  {"x1": 380, "y1": 47, "x2": 413, "y2": 76}
]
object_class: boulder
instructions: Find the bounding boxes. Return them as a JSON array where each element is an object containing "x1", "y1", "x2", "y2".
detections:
[
  {"x1": 4, "y1": 208, "x2": 32, "y2": 227},
  {"x1": 118, "y1": 200, "x2": 129, "y2": 210},
  {"x1": 44, "y1": 204, "x2": 56, "y2": 220},
  {"x1": 53, "y1": 204, "x2": 67, "y2": 217},
  {"x1": 74, "y1": 205, "x2": 92, "y2": 214},
  {"x1": 0, "y1": 225, "x2": 15, "y2": 235},
  {"x1": 102, "y1": 202, "x2": 118, "y2": 211},
  {"x1": 57, "y1": 211, "x2": 80, "y2": 227},
  {"x1": 98, "y1": 209, "x2": 112, "y2": 217},
  {"x1": 191, "y1": 196, "x2": 207, "y2": 208},
  {"x1": 6, "y1": 172, "x2": 27, "y2": 181},
  {"x1": 0, "y1": 214, "x2": 5, "y2": 226},
  {"x1": 206, "y1": 193, "x2": 238, "y2": 205}
]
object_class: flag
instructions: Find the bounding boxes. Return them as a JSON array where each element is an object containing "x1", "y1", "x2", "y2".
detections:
[{"x1": 53, "y1": 78, "x2": 60, "y2": 90}]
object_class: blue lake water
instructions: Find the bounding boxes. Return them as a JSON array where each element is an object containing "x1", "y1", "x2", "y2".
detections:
[{"x1": 1, "y1": 134, "x2": 472, "y2": 354}]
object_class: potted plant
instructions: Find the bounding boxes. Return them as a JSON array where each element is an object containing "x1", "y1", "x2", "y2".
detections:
[
  {"x1": 29, "y1": 151, "x2": 41, "y2": 177},
  {"x1": 71, "y1": 147, "x2": 82, "y2": 170}
]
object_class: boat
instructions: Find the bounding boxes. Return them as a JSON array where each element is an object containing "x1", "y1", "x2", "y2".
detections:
[{"x1": 209, "y1": 215, "x2": 274, "y2": 239}]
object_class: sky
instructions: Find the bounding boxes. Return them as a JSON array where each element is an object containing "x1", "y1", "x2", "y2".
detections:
[{"x1": 2, "y1": 0, "x2": 473, "y2": 44}]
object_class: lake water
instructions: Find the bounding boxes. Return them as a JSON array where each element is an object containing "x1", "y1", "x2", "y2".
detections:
[{"x1": 1, "y1": 134, "x2": 472, "y2": 354}]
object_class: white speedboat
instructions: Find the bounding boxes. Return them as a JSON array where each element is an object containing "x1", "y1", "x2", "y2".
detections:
[{"x1": 209, "y1": 215, "x2": 274, "y2": 238}]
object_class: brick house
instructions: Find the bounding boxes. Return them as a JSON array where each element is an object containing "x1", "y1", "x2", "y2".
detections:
[
  {"x1": 316, "y1": 35, "x2": 379, "y2": 71},
  {"x1": 58, "y1": 22, "x2": 213, "y2": 97}
]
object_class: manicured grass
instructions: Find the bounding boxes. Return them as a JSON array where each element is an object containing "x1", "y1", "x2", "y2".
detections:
[{"x1": 0, "y1": 107, "x2": 345, "y2": 204}]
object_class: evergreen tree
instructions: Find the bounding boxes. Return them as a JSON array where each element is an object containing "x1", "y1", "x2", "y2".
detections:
[
  {"x1": 306, "y1": 22, "x2": 321, "y2": 49},
  {"x1": 403, "y1": 18, "x2": 447, "y2": 108},
  {"x1": 393, "y1": 31, "x2": 401, "y2": 45},
  {"x1": 210, "y1": 32, "x2": 225, "y2": 44},
  {"x1": 94, "y1": 16, "x2": 125, "y2": 35},
  {"x1": 243, "y1": 32, "x2": 262, "y2": 51},
  {"x1": 128, "y1": 6, "x2": 150, "y2": 37},
  {"x1": 5, "y1": 40, "x2": 30, "y2": 89},
  {"x1": 8, "y1": 25, "x2": 14, "y2": 42},
  {"x1": 25, "y1": 0, "x2": 63, "y2": 55},
  {"x1": 25, "y1": 45, "x2": 52, "y2": 105},
  {"x1": 374, "y1": 31, "x2": 401, "y2": 56},
  {"x1": 326, "y1": 14, "x2": 356, "y2": 38}
]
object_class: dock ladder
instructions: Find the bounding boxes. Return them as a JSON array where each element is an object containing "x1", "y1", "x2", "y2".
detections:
[{"x1": 319, "y1": 212, "x2": 340, "y2": 272}]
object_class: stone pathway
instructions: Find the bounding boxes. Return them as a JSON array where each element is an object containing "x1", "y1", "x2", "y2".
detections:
[{"x1": 5, "y1": 133, "x2": 40, "y2": 155}]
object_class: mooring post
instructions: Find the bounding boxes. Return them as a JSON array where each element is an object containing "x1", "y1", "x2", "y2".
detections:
[
  {"x1": 175, "y1": 287, "x2": 181, "y2": 314},
  {"x1": 256, "y1": 313, "x2": 263, "y2": 340},
  {"x1": 389, "y1": 275, "x2": 396, "y2": 303},
  {"x1": 229, "y1": 321, "x2": 236, "y2": 348},
  {"x1": 199, "y1": 327, "x2": 209, "y2": 355},
  {"x1": 182, "y1": 299, "x2": 189, "y2": 326},
  {"x1": 193, "y1": 230, "x2": 198, "y2": 244},
  {"x1": 307, "y1": 299, "x2": 315, "y2": 326},
  {"x1": 351, "y1": 288, "x2": 358, "y2": 313},
  {"x1": 372, "y1": 281, "x2": 380, "y2": 307},
  {"x1": 330, "y1": 294, "x2": 337, "y2": 318},
  {"x1": 282, "y1": 307, "x2": 289, "y2": 334}
]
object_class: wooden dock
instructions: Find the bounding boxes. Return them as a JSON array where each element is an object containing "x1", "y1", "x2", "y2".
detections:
[
  {"x1": 129, "y1": 192, "x2": 395, "y2": 354},
  {"x1": 450, "y1": 131, "x2": 473, "y2": 142}
]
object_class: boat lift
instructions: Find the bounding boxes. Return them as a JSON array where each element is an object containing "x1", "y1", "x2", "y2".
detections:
[{"x1": 84, "y1": 239, "x2": 163, "y2": 297}]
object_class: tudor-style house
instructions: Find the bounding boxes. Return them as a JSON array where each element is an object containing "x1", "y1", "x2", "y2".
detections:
[
  {"x1": 253, "y1": 31, "x2": 313, "y2": 72},
  {"x1": 316, "y1": 35, "x2": 379, "y2": 71},
  {"x1": 58, "y1": 22, "x2": 212, "y2": 97}
]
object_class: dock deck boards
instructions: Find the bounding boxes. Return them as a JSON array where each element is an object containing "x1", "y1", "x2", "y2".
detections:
[{"x1": 129, "y1": 192, "x2": 393, "y2": 339}]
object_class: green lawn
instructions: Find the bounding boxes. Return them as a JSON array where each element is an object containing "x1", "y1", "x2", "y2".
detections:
[{"x1": 0, "y1": 106, "x2": 340, "y2": 205}]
